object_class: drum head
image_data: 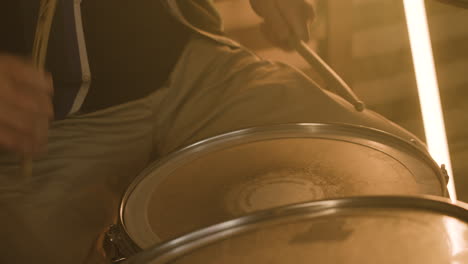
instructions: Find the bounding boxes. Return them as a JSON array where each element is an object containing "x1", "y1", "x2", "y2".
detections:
[
  {"x1": 126, "y1": 196, "x2": 468, "y2": 264},
  {"x1": 121, "y1": 124, "x2": 447, "y2": 248}
]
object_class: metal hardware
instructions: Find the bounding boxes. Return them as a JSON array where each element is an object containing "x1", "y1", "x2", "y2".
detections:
[
  {"x1": 440, "y1": 164, "x2": 450, "y2": 185},
  {"x1": 103, "y1": 224, "x2": 141, "y2": 263}
]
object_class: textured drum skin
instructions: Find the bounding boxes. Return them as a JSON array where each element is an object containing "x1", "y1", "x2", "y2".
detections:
[{"x1": 120, "y1": 124, "x2": 448, "y2": 248}]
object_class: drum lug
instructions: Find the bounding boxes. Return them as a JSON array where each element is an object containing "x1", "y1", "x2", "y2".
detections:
[
  {"x1": 440, "y1": 164, "x2": 450, "y2": 185},
  {"x1": 103, "y1": 224, "x2": 140, "y2": 263}
]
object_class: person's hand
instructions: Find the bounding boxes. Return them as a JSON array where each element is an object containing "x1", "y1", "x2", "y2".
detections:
[
  {"x1": 0, "y1": 54, "x2": 54, "y2": 156},
  {"x1": 249, "y1": 0, "x2": 315, "y2": 50}
]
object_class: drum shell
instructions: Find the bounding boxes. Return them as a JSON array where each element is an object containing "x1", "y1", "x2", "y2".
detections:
[
  {"x1": 114, "y1": 123, "x2": 449, "y2": 258},
  {"x1": 125, "y1": 195, "x2": 468, "y2": 264}
]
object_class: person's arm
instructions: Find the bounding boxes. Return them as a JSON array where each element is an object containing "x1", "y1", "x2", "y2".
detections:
[
  {"x1": 0, "y1": 54, "x2": 53, "y2": 156},
  {"x1": 249, "y1": 0, "x2": 315, "y2": 49}
]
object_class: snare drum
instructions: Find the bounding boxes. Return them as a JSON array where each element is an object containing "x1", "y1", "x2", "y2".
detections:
[
  {"x1": 104, "y1": 123, "x2": 448, "y2": 261},
  {"x1": 125, "y1": 195, "x2": 468, "y2": 264}
]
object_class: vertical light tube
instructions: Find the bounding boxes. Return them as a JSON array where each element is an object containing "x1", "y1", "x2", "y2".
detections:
[{"x1": 402, "y1": 0, "x2": 456, "y2": 200}]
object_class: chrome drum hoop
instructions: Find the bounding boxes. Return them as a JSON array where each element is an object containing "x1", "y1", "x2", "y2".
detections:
[{"x1": 125, "y1": 195, "x2": 468, "y2": 264}]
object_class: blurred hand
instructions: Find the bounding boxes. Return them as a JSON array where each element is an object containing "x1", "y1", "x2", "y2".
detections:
[
  {"x1": 250, "y1": 0, "x2": 315, "y2": 50},
  {"x1": 0, "y1": 54, "x2": 54, "y2": 156}
]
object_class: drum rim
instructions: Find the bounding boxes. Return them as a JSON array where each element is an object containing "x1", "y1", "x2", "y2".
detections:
[
  {"x1": 119, "y1": 122, "x2": 448, "y2": 247},
  {"x1": 125, "y1": 195, "x2": 468, "y2": 264}
]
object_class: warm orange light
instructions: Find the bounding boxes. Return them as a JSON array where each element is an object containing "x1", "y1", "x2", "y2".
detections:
[{"x1": 403, "y1": 0, "x2": 456, "y2": 200}]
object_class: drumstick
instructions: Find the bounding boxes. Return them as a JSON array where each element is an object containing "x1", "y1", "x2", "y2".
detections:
[
  {"x1": 291, "y1": 38, "x2": 365, "y2": 112},
  {"x1": 21, "y1": 0, "x2": 58, "y2": 178}
]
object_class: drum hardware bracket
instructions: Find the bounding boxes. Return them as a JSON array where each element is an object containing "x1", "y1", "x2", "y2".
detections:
[
  {"x1": 103, "y1": 224, "x2": 141, "y2": 263},
  {"x1": 440, "y1": 164, "x2": 450, "y2": 185}
]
